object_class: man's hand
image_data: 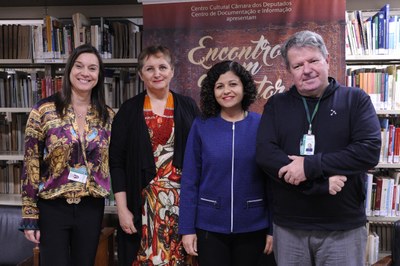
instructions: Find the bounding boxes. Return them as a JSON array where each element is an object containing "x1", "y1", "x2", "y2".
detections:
[
  {"x1": 278, "y1": 155, "x2": 306, "y2": 185},
  {"x1": 328, "y1": 175, "x2": 347, "y2": 195}
]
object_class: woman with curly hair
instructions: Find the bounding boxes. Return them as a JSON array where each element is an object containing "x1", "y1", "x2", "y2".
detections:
[{"x1": 179, "y1": 60, "x2": 273, "y2": 266}]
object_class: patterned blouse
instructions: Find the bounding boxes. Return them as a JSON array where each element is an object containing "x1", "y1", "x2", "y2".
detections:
[{"x1": 20, "y1": 96, "x2": 114, "y2": 230}]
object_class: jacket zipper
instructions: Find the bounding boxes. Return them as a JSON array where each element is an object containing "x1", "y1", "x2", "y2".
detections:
[{"x1": 231, "y1": 122, "x2": 235, "y2": 232}]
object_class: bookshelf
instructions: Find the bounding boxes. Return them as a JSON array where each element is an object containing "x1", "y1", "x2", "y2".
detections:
[
  {"x1": 345, "y1": 1, "x2": 400, "y2": 264},
  {"x1": 0, "y1": 2, "x2": 143, "y2": 212}
]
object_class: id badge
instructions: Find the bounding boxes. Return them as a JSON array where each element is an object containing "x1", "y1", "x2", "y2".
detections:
[
  {"x1": 300, "y1": 134, "x2": 315, "y2": 155},
  {"x1": 68, "y1": 167, "x2": 88, "y2": 183}
]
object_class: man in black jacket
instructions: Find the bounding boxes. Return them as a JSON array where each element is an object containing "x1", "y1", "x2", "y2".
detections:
[{"x1": 256, "y1": 30, "x2": 381, "y2": 265}]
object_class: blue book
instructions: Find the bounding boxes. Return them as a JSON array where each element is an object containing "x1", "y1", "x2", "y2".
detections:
[
  {"x1": 371, "y1": 4, "x2": 390, "y2": 54},
  {"x1": 376, "y1": 4, "x2": 390, "y2": 54}
]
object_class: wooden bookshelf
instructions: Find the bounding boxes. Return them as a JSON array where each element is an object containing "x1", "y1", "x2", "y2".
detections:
[
  {"x1": 0, "y1": 193, "x2": 21, "y2": 206},
  {"x1": 368, "y1": 216, "x2": 400, "y2": 223},
  {"x1": 0, "y1": 3, "x2": 142, "y2": 214},
  {"x1": 0, "y1": 151, "x2": 24, "y2": 160}
]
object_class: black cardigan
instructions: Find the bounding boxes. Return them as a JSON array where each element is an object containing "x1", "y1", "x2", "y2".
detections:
[{"x1": 109, "y1": 90, "x2": 199, "y2": 231}]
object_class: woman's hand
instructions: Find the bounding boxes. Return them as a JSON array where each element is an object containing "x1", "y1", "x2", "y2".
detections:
[
  {"x1": 117, "y1": 207, "x2": 137, "y2": 234},
  {"x1": 182, "y1": 234, "x2": 198, "y2": 256},
  {"x1": 24, "y1": 229, "x2": 40, "y2": 244},
  {"x1": 115, "y1": 192, "x2": 137, "y2": 234}
]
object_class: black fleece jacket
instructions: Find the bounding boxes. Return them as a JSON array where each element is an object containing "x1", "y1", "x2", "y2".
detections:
[{"x1": 256, "y1": 78, "x2": 381, "y2": 230}]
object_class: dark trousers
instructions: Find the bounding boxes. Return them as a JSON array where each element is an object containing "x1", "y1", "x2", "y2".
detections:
[
  {"x1": 196, "y1": 228, "x2": 267, "y2": 266},
  {"x1": 38, "y1": 197, "x2": 104, "y2": 266},
  {"x1": 116, "y1": 227, "x2": 141, "y2": 266}
]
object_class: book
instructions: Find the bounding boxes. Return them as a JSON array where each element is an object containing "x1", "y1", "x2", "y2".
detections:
[
  {"x1": 11, "y1": 24, "x2": 18, "y2": 59},
  {"x1": 367, "y1": 232, "x2": 379, "y2": 265},
  {"x1": 0, "y1": 24, "x2": 3, "y2": 59},
  {"x1": 388, "y1": 124, "x2": 395, "y2": 163},
  {"x1": 373, "y1": 176, "x2": 384, "y2": 216},
  {"x1": 379, "y1": 118, "x2": 389, "y2": 163},
  {"x1": 365, "y1": 173, "x2": 374, "y2": 216},
  {"x1": 72, "y1": 12, "x2": 91, "y2": 48},
  {"x1": 379, "y1": 177, "x2": 389, "y2": 216},
  {"x1": 17, "y1": 25, "x2": 32, "y2": 59},
  {"x1": 371, "y1": 4, "x2": 390, "y2": 55},
  {"x1": 43, "y1": 15, "x2": 63, "y2": 58},
  {"x1": 3, "y1": 24, "x2": 9, "y2": 59}
]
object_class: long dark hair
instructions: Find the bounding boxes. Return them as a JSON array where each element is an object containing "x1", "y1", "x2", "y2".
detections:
[
  {"x1": 200, "y1": 60, "x2": 257, "y2": 118},
  {"x1": 55, "y1": 43, "x2": 109, "y2": 125}
]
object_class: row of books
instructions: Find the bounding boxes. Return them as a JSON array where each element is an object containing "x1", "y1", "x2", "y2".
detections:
[
  {"x1": 38, "y1": 13, "x2": 141, "y2": 60},
  {"x1": 0, "y1": 70, "x2": 49, "y2": 108},
  {"x1": 104, "y1": 69, "x2": 143, "y2": 108},
  {"x1": 0, "y1": 24, "x2": 32, "y2": 59},
  {"x1": 366, "y1": 232, "x2": 379, "y2": 265},
  {"x1": 0, "y1": 113, "x2": 27, "y2": 152},
  {"x1": 365, "y1": 172, "x2": 400, "y2": 217},
  {"x1": 0, "y1": 69, "x2": 143, "y2": 109},
  {"x1": 0, "y1": 161, "x2": 22, "y2": 194},
  {"x1": 346, "y1": 65, "x2": 400, "y2": 111},
  {"x1": 366, "y1": 222, "x2": 396, "y2": 265},
  {"x1": 0, "y1": 160, "x2": 116, "y2": 207},
  {"x1": 345, "y1": 4, "x2": 400, "y2": 56},
  {"x1": 1, "y1": 13, "x2": 142, "y2": 60},
  {"x1": 379, "y1": 118, "x2": 400, "y2": 164}
]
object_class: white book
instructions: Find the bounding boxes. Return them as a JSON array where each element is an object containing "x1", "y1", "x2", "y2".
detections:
[
  {"x1": 365, "y1": 173, "x2": 374, "y2": 216},
  {"x1": 367, "y1": 233, "x2": 379, "y2": 265},
  {"x1": 394, "y1": 184, "x2": 399, "y2": 216},
  {"x1": 379, "y1": 177, "x2": 389, "y2": 216},
  {"x1": 386, "y1": 178, "x2": 394, "y2": 216}
]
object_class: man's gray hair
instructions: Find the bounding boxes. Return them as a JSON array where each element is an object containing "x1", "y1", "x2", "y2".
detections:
[{"x1": 280, "y1": 30, "x2": 329, "y2": 69}]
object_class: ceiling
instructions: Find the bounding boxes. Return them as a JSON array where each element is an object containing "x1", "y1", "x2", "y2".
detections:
[{"x1": 0, "y1": 0, "x2": 141, "y2": 6}]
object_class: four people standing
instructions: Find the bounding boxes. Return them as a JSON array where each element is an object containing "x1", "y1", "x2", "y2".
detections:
[
  {"x1": 20, "y1": 31, "x2": 381, "y2": 265},
  {"x1": 256, "y1": 30, "x2": 381, "y2": 265},
  {"x1": 179, "y1": 60, "x2": 273, "y2": 266},
  {"x1": 20, "y1": 44, "x2": 115, "y2": 266}
]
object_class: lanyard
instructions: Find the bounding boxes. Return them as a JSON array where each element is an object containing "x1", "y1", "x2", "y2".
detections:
[
  {"x1": 302, "y1": 96, "x2": 322, "y2": 135},
  {"x1": 71, "y1": 113, "x2": 91, "y2": 188}
]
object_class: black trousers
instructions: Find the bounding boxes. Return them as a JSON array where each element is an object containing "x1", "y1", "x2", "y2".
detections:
[
  {"x1": 38, "y1": 197, "x2": 104, "y2": 266},
  {"x1": 116, "y1": 227, "x2": 141, "y2": 266},
  {"x1": 196, "y1": 228, "x2": 267, "y2": 266}
]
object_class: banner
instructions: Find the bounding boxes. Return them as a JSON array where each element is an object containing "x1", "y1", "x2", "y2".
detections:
[{"x1": 142, "y1": 0, "x2": 346, "y2": 112}]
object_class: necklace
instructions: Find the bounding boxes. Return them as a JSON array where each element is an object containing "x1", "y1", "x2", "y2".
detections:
[{"x1": 76, "y1": 113, "x2": 85, "y2": 119}]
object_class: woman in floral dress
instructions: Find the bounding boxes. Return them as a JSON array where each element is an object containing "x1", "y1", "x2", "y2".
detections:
[{"x1": 109, "y1": 45, "x2": 199, "y2": 266}]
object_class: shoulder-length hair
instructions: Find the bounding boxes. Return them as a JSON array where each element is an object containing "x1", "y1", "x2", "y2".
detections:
[
  {"x1": 55, "y1": 43, "x2": 109, "y2": 125},
  {"x1": 200, "y1": 60, "x2": 257, "y2": 118}
]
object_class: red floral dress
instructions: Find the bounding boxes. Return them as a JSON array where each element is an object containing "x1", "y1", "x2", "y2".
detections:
[{"x1": 134, "y1": 93, "x2": 196, "y2": 266}]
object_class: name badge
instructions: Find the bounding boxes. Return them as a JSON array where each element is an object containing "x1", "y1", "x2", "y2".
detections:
[
  {"x1": 300, "y1": 134, "x2": 315, "y2": 155},
  {"x1": 68, "y1": 167, "x2": 88, "y2": 183}
]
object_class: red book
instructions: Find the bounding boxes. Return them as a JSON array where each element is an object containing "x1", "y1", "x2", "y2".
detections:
[
  {"x1": 388, "y1": 124, "x2": 395, "y2": 163},
  {"x1": 393, "y1": 127, "x2": 400, "y2": 163},
  {"x1": 373, "y1": 177, "x2": 383, "y2": 216}
]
